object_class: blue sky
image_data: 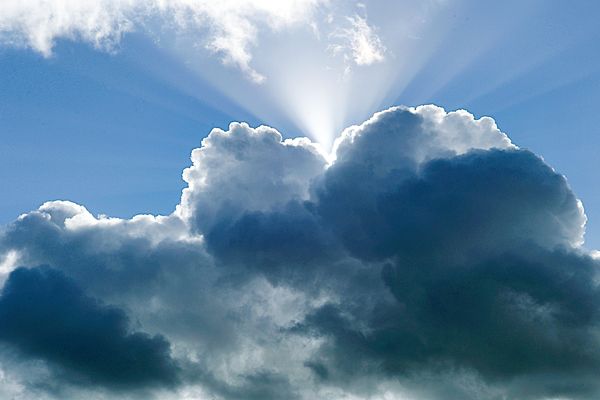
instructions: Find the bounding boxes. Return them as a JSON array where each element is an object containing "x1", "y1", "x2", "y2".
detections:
[
  {"x1": 2, "y1": 1, "x2": 599, "y2": 248},
  {"x1": 3, "y1": 2, "x2": 600, "y2": 399}
]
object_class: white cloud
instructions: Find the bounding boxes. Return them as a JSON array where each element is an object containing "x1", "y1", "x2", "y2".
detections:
[
  {"x1": 333, "y1": 104, "x2": 515, "y2": 167},
  {"x1": 0, "y1": 0, "x2": 137, "y2": 56},
  {"x1": 0, "y1": 249, "x2": 20, "y2": 286},
  {"x1": 0, "y1": 1, "x2": 392, "y2": 82},
  {"x1": 329, "y1": 14, "x2": 386, "y2": 67},
  {"x1": 178, "y1": 122, "x2": 328, "y2": 231},
  {"x1": 158, "y1": 0, "x2": 326, "y2": 83},
  {"x1": 0, "y1": 0, "x2": 326, "y2": 82},
  {"x1": 0, "y1": 0, "x2": 331, "y2": 82}
]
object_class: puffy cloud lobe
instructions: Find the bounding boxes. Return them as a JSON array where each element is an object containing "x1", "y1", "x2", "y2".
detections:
[
  {"x1": 0, "y1": 199, "x2": 317, "y2": 398},
  {"x1": 2, "y1": 200, "x2": 203, "y2": 298},
  {"x1": 332, "y1": 105, "x2": 514, "y2": 171},
  {"x1": 0, "y1": 104, "x2": 599, "y2": 400},
  {"x1": 179, "y1": 122, "x2": 327, "y2": 234},
  {"x1": 295, "y1": 107, "x2": 595, "y2": 398},
  {"x1": 317, "y1": 148, "x2": 585, "y2": 261},
  {"x1": 0, "y1": 266, "x2": 178, "y2": 388}
]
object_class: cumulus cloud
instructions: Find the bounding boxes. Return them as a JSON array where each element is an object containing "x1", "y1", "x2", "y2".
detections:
[
  {"x1": 0, "y1": 105, "x2": 599, "y2": 399},
  {"x1": 0, "y1": 0, "x2": 387, "y2": 82},
  {"x1": 0, "y1": 266, "x2": 178, "y2": 388},
  {"x1": 178, "y1": 122, "x2": 327, "y2": 232}
]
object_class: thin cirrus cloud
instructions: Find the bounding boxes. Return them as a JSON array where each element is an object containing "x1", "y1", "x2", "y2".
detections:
[{"x1": 0, "y1": 105, "x2": 598, "y2": 399}]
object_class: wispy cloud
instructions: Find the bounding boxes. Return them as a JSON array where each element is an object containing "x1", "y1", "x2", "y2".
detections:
[
  {"x1": 329, "y1": 15, "x2": 386, "y2": 67},
  {"x1": 0, "y1": 0, "x2": 390, "y2": 83},
  {"x1": 0, "y1": 0, "x2": 326, "y2": 83}
]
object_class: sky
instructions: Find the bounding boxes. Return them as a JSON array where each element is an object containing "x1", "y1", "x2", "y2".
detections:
[
  {"x1": 2, "y1": 1, "x2": 600, "y2": 248},
  {"x1": 1, "y1": 1, "x2": 600, "y2": 399}
]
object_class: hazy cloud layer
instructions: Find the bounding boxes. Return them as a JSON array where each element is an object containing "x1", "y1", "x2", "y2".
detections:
[{"x1": 0, "y1": 105, "x2": 598, "y2": 399}]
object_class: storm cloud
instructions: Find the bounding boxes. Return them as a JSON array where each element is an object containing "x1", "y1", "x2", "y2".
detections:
[
  {"x1": 0, "y1": 105, "x2": 598, "y2": 399},
  {"x1": 0, "y1": 266, "x2": 178, "y2": 389}
]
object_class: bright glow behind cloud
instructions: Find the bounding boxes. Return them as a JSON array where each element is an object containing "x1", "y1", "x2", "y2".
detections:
[
  {"x1": 0, "y1": 1, "x2": 551, "y2": 152},
  {"x1": 0, "y1": 0, "x2": 399, "y2": 147},
  {"x1": 156, "y1": 1, "x2": 455, "y2": 149}
]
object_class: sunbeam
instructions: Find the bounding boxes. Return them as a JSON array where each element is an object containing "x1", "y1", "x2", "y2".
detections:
[
  {"x1": 0, "y1": 0, "x2": 559, "y2": 149},
  {"x1": 2, "y1": 2, "x2": 600, "y2": 399}
]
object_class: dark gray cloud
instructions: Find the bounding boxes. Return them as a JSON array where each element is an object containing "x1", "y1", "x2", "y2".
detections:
[
  {"x1": 0, "y1": 105, "x2": 598, "y2": 399},
  {"x1": 0, "y1": 266, "x2": 179, "y2": 389},
  {"x1": 296, "y1": 247, "x2": 600, "y2": 396},
  {"x1": 204, "y1": 200, "x2": 341, "y2": 282},
  {"x1": 290, "y1": 115, "x2": 596, "y2": 398},
  {"x1": 194, "y1": 369, "x2": 300, "y2": 400},
  {"x1": 317, "y1": 148, "x2": 583, "y2": 259}
]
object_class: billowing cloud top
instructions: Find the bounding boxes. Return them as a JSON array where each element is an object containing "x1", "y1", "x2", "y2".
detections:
[{"x1": 0, "y1": 105, "x2": 597, "y2": 400}]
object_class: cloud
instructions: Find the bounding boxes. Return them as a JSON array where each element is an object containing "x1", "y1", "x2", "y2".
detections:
[
  {"x1": 178, "y1": 122, "x2": 328, "y2": 233},
  {"x1": 0, "y1": 0, "x2": 324, "y2": 82},
  {"x1": 0, "y1": 266, "x2": 179, "y2": 389},
  {"x1": 1, "y1": 105, "x2": 599, "y2": 399},
  {"x1": 0, "y1": 0, "x2": 387, "y2": 82},
  {"x1": 330, "y1": 15, "x2": 386, "y2": 66},
  {"x1": 301, "y1": 144, "x2": 598, "y2": 396}
]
